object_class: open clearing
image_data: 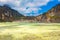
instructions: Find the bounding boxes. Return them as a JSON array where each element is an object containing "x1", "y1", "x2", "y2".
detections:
[{"x1": 0, "y1": 22, "x2": 60, "y2": 40}]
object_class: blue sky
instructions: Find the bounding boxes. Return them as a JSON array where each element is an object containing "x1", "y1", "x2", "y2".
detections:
[{"x1": 0, "y1": 0, "x2": 60, "y2": 16}]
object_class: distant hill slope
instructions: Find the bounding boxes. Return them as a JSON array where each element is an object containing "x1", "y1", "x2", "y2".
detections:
[
  {"x1": 23, "y1": 4, "x2": 60, "y2": 23},
  {"x1": 12, "y1": 4, "x2": 60, "y2": 23},
  {"x1": 0, "y1": 4, "x2": 24, "y2": 22},
  {"x1": 36, "y1": 4, "x2": 60, "y2": 23}
]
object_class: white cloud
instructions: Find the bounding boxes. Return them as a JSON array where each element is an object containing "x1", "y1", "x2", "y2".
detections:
[
  {"x1": 25, "y1": 7, "x2": 41, "y2": 13},
  {"x1": 0, "y1": 0, "x2": 21, "y2": 6},
  {"x1": 26, "y1": 3, "x2": 35, "y2": 7},
  {"x1": 20, "y1": 0, "x2": 51, "y2": 16},
  {"x1": 0, "y1": 0, "x2": 6, "y2": 2},
  {"x1": 0, "y1": 0, "x2": 12, "y2": 3},
  {"x1": 0, "y1": 0, "x2": 52, "y2": 16},
  {"x1": 25, "y1": 0, "x2": 51, "y2": 7}
]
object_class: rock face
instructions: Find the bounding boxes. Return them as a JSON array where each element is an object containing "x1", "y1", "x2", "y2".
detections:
[
  {"x1": 0, "y1": 4, "x2": 24, "y2": 22},
  {"x1": 36, "y1": 4, "x2": 60, "y2": 23},
  {"x1": 45, "y1": 4, "x2": 60, "y2": 23}
]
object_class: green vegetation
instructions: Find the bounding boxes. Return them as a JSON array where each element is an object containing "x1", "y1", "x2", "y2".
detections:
[{"x1": 0, "y1": 22, "x2": 60, "y2": 40}]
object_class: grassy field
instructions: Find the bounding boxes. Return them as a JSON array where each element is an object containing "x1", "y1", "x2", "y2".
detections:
[{"x1": 0, "y1": 22, "x2": 60, "y2": 40}]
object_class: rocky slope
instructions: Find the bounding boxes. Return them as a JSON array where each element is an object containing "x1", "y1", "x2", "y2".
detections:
[
  {"x1": 36, "y1": 4, "x2": 60, "y2": 23},
  {"x1": 0, "y1": 4, "x2": 24, "y2": 22}
]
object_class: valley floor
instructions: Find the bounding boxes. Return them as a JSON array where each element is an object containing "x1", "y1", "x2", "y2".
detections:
[{"x1": 0, "y1": 22, "x2": 60, "y2": 40}]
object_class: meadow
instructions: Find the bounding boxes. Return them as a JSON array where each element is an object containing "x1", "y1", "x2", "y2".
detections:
[{"x1": 0, "y1": 22, "x2": 60, "y2": 40}]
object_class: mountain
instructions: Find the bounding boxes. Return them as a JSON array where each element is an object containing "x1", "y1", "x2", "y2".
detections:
[
  {"x1": 0, "y1": 4, "x2": 60, "y2": 23},
  {"x1": 36, "y1": 4, "x2": 60, "y2": 23},
  {"x1": 15, "y1": 4, "x2": 60, "y2": 23},
  {"x1": 0, "y1": 4, "x2": 24, "y2": 22}
]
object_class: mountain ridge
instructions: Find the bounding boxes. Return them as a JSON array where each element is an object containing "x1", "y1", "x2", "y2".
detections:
[
  {"x1": 0, "y1": 4, "x2": 60, "y2": 23},
  {"x1": 0, "y1": 4, "x2": 24, "y2": 22},
  {"x1": 36, "y1": 4, "x2": 60, "y2": 23}
]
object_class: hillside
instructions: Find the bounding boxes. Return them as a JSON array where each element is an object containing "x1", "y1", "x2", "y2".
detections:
[
  {"x1": 36, "y1": 4, "x2": 60, "y2": 23},
  {"x1": 0, "y1": 4, "x2": 24, "y2": 22},
  {"x1": 20, "y1": 4, "x2": 60, "y2": 23}
]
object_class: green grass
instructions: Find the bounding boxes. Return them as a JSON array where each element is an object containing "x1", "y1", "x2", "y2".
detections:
[{"x1": 0, "y1": 22, "x2": 60, "y2": 40}]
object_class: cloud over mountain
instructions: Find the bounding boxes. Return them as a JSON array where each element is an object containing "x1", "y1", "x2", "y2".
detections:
[{"x1": 0, "y1": 0, "x2": 59, "y2": 16}]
